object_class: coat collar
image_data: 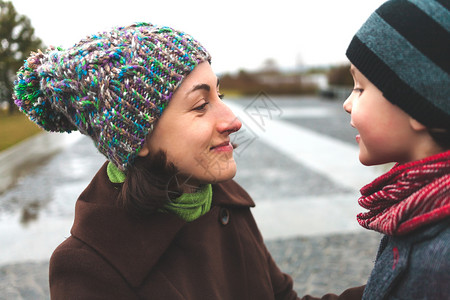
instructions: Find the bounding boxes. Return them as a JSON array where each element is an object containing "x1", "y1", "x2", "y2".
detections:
[{"x1": 71, "y1": 162, "x2": 254, "y2": 288}]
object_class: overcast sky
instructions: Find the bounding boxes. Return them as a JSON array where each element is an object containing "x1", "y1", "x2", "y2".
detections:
[{"x1": 11, "y1": 0, "x2": 386, "y2": 74}]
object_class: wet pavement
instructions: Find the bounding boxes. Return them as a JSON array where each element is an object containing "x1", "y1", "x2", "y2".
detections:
[{"x1": 0, "y1": 95, "x2": 384, "y2": 299}]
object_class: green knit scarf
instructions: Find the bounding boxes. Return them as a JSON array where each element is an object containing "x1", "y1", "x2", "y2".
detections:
[
  {"x1": 161, "y1": 184, "x2": 212, "y2": 222},
  {"x1": 107, "y1": 162, "x2": 212, "y2": 222}
]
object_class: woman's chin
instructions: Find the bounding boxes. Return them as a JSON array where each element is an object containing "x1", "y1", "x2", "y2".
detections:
[{"x1": 207, "y1": 164, "x2": 237, "y2": 183}]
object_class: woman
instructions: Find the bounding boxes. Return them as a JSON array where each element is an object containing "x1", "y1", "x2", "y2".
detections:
[{"x1": 14, "y1": 23, "x2": 299, "y2": 299}]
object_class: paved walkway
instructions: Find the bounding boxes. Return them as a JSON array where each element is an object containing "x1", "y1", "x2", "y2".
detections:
[
  {"x1": 0, "y1": 231, "x2": 381, "y2": 299},
  {"x1": 0, "y1": 96, "x2": 384, "y2": 299}
]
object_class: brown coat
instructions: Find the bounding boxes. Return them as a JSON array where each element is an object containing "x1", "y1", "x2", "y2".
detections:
[{"x1": 49, "y1": 163, "x2": 299, "y2": 299}]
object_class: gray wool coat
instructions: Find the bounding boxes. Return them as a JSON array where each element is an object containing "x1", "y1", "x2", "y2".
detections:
[{"x1": 362, "y1": 218, "x2": 450, "y2": 300}]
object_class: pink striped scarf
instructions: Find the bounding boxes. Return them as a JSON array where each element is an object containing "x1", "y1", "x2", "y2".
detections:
[{"x1": 357, "y1": 150, "x2": 450, "y2": 236}]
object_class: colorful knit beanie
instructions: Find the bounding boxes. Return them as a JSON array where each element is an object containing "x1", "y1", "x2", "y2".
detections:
[
  {"x1": 13, "y1": 22, "x2": 211, "y2": 171},
  {"x1": 346, "y1": 0, "x2": 450, "y2": 129}
]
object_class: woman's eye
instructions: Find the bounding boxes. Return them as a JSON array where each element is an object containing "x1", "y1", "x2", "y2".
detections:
[
  {"x1": 218, "y1": 93, "x2": 225, "y2": 100},
  {"x1": 193, "y1": 101, "x2": 209, "y2": 111}
]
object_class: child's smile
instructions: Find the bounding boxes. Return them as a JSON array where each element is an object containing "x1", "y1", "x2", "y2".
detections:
[{"x1": 344, "y1": 65, "x2": 423, "y2": 165}]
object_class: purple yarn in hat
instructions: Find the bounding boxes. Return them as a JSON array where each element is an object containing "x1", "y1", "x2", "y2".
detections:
[{"x1": 13, "y1": 22, "x2": 211, "y2": 170}]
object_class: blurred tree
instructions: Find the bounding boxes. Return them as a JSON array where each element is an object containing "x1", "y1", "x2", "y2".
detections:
[
  {"x1": 261, "y1": 58, "x2": 279, "y2": 73},
  {"x1": 0, "y1": 0, "x2": 43, "y2": 113},
  {"x1": 327, "y1": 64, "x2": 353, "y2": 86}
]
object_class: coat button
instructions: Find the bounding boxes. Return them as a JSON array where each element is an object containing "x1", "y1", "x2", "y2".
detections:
[{"x1": 219, "y1": 208, "x2": 230, "y2": 225}]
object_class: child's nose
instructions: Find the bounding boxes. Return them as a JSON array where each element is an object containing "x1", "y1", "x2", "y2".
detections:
[{"x1": 343, "y1": 96, "x2": 352, "y2": 114}]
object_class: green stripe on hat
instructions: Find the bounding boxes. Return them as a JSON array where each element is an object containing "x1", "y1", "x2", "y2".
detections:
[
  {"x1": 355, "y1": 13, "x2": 450, "y2": 114},
  {"x1": 377, "y1": 0, "x2": 450, "y2": 73},
  {"x1": 435, "y1": 0, "x2": 450, "y2": 10},
  {"x1": 409, "y1": 0, "x2": 450, "y2": 32},
  {"x1": 347, "y1": 36, "x2": 450, "y2": 129}
]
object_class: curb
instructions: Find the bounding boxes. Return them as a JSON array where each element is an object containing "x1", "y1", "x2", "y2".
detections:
[{"x1": 0, "y1": 132, "x2": 83, "y2": 194}]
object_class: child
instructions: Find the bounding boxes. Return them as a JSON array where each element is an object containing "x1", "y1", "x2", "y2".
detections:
[
  {"x1": 14, "y1": 23, "x2": 300, "y2": 299},
  {"x1": 302, "y1": 0, "x2": 450, "y2": 299}
]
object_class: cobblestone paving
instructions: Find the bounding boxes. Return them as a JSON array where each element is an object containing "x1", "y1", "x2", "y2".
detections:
[
  {"x1": 0, "y1": 262, "x2": 49, "y2": 300},
  {"x1": 267, "y1": 231, "x2": 381, "y2": 297}
]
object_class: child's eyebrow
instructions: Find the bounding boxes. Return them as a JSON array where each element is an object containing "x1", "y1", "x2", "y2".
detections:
[{"x1": 349, "y1": 66, "x2": 356, "y2": 76}]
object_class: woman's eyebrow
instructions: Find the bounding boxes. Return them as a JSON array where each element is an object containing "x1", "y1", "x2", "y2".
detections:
[
  {"x1": 187, "y1": 77, "x2": 220, "y2": 95},
  {"x1": 188, "y1": 83, "x2": 211, "y2": 94}
]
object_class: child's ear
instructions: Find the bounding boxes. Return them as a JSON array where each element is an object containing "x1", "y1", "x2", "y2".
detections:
[{"x1": 409, "y1": 117, "x2": 427, "y2": 131}]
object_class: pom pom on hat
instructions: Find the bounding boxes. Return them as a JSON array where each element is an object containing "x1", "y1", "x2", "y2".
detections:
[
  {"x1": 13, "y1": 22, "x2": 211, "y2": 171},
  {"x1": 14, "y1": 48, "x2": 77, "y2": 132}
]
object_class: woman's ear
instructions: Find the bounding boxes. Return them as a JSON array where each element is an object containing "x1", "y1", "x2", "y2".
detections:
[
  {"x1": 138, "y1": 142, "x2": 150, "y2": 157},
  {"x1": 409, "y1": 117, "x2": 427, "y2": 132}
]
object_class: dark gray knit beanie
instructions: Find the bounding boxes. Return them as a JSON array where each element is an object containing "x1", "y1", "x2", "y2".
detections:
[{"x1": 346, "y1": 0, "x2": 450, "y2": 129}]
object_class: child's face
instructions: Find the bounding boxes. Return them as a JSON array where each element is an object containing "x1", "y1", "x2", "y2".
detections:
[
  {"x1": 343, "y1": 65, "x2": 419, "y2": 166},
  {"x1": 139, "y1": 62, "x2": 242, "y2": 188}
]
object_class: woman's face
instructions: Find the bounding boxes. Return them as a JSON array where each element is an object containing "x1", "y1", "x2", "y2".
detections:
[{"x1": 139, "y1": 62, "x2": 242, "y2": 188}]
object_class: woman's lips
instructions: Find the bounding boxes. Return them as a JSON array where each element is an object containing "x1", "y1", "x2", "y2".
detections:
[
  {"x1": 356, "y1": 134, "x2": 361, "y2": 143},
  {"x1": 210, "y1": 142, "x2": 233, "y2": 152}
]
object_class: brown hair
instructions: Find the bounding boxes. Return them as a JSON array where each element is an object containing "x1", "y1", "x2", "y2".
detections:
[
  {"x1": 117, "y1": 150, "x2": 183, "y2": 218},
  {"x1": 429, "y1": 128, "x2": 450, "y2": 150}
]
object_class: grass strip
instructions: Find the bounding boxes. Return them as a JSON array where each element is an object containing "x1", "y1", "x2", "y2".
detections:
[{"x1": 0, "y1": 112, "x2": 43, "y2": 152}]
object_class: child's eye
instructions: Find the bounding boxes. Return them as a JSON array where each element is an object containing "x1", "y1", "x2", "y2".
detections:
[
  {"x1": 353, "y1": 88, "x2": 364, "y2": 94},
  {"x1": 193, "y1": 101, "x2": 209, "y2": 111}
]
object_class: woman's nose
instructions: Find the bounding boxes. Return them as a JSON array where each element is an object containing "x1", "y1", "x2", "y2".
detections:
[{"x1": 216, "y1": 102, "x2": 242, "y2": 134}]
